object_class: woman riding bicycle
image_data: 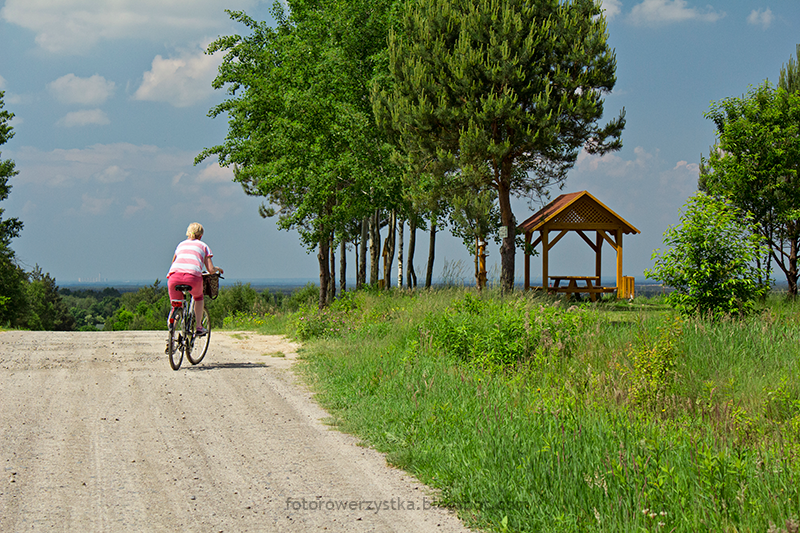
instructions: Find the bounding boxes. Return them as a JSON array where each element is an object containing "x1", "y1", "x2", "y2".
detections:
[{"x1": 167, "y1": 222, "x2": 223, "y2": 336}]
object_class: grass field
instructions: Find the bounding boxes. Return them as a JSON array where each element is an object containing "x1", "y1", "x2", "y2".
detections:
[{"x1": 232, "y1": 288, "x2": 800, "y2": 532}]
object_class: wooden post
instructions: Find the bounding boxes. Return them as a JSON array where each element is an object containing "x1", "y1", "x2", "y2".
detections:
[
  {"x1": 541, "y1": 229, "x2": 549, "y2": 291},
  {"x1": 524, "y1": 232, "x2": 531, "y2": 291},
  {"x1": 595, "y1": 231, "x2": 603, "y2": 285},
  {"x1": 478, "y1": 238, "x2": 487, "y2": 290},
  {"x1": 615, "y1": 229, "x2": 623, "y2": 298}
]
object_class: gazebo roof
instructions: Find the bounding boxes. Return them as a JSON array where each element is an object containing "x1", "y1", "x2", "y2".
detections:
[{"x1": 518, "y1": 191, "x2": 640, "y2": 234}]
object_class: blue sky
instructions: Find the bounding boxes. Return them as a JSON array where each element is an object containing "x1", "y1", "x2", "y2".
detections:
[{"x1": 0, "y1": 0, "x2": 798, "y2": 286}]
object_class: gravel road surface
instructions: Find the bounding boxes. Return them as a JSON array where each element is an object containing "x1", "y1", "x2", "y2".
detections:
[{"x1": 0, "y1": 330, "x2": 471, "y2": 532}]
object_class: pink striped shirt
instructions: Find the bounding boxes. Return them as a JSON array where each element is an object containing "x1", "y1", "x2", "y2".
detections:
[{"x1": 167, "y1": 239, "x2": 213, "y2": 277}]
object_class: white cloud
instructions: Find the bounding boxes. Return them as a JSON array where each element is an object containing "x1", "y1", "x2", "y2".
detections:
[
  {"x1": 600, "y1": 0, "x2": 623, "y2": 21},
  {"x1": 133, "y1": 46, "x2": 222, "y2": 108},
  {"x1": 628, "y1": 0, "x2": 724, "y2": 26},
  {"x1": 0, "y1": 0, "x2": 262, "y2": 54},
  {"x1": 0, "y1": 76, "x2": 22, "y2": 107},
  {"x1": 573, "y1": 146, "x2": 698, "y2": 225},
  {"x1": 78, "y1": 193, "x2": 114, "y2": 216},
  {"x1": 49, "y1": 74, "x2": 115, "y2": 105},
  {"x1": 124, "y1": 197, "x2": 153, "y2": 218},
  {"x1": 57, "y1": 109, "x2": 110, "y2": 127},
  {"x1": 95, "y1": 165, "x2": 129, "y2": 184},
  {"x1": 575, "y1": 145, "x2": 655, "y2": 178},
  {"x1": 11, "y1": 143, "x2": 190, "y2": 187},
  {"x1": 196, "y1": 162, "x2": 234, "y2": 184},
  {"x1": 747, "y1": 8, "x2": 773, "y2": 30},
  {"x1": 9, "y1": 141, "x2": 249, "y2": 234},
  {"x1": 172, "y1": 172, "x2": 186, "y2": 187},
  {"x1": 0, "y1": 76, "x2": 23, "y2": 109},
  {"x1": 673, "y1": 160, "x2": 699, "y2": 173},
  {"x1": 195, "y1": 194, "x2": 243, "y2": 221},
  {"x1": 21, "y1": 200, "x2": 36, "y2": 216}
]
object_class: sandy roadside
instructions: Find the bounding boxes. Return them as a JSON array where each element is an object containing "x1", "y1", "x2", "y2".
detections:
[{"x1": 0, "y1": 330, "x2": 472, "y2": 533}]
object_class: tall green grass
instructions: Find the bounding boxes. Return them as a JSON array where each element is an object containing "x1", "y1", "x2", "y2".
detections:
[{"x1": 252, "y1": 288, "x2": 800, "y2": 532}]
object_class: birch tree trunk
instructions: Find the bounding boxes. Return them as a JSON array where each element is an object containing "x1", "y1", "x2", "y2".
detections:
[
  {"x1": 383, "y1": 210, "x2": 396, "y2": 289},
  {"x1": 397, "y1": 218, "x2": 404, "y2": 288}
]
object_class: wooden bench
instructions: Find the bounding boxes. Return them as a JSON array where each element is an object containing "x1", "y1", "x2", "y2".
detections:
[{"x1": 548, "y1": 276, "x2": 615, "y2": 302}]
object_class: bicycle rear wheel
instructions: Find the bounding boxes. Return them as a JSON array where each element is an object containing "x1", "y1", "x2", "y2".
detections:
[
  {"x1": 167, "y1": 307, "x2": 184, "y2": 370},
  {"x1": 183, "y1": 305, "x2": 194, "y2": 362},
  {"x1": 188, "y1": 309, "x2": 210, "y2": 365}
]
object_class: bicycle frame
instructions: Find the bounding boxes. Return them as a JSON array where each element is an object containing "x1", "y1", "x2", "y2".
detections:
[{"x1": 170, "y1": 292, "x2": 195, "y2": 331}]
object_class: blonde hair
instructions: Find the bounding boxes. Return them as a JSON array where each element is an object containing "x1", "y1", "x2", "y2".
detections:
[{"x1": 186, "y1": 222, "x2": 204, "y2": 239}]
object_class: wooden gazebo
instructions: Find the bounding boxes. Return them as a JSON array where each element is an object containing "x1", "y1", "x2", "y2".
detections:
[{"x1": 518, "y1": 191, "x2": 640, "y2": 300}]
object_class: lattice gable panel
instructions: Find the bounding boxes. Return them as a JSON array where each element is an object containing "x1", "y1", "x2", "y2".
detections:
[{"x1": 549, "y1": 197, "x2": 617, "y2": 227}]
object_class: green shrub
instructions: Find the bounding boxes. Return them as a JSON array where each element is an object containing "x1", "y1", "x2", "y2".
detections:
[
  {"x1": 206, "y1": 282, "x2": 257, "y2": 327},
  {"x1": 290, "y1": 304, "x2": 355, "y2": 341},
  {"x1": 764, "y1": 378, "x2": 800, "y2": 422},
  {"x1": 414, "y1": 292, "x2": 590, "y2": 370},
  {"x1": 282, "y1": 283, "x2": 319, "y2": 311},
  {"x1": 646, "y1": 192, "x2": 768, "y2": 319}
]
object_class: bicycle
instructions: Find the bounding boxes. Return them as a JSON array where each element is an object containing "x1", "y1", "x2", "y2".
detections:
[{"x1": 166, "y1": 272, "x2": 221, "y2": 370}]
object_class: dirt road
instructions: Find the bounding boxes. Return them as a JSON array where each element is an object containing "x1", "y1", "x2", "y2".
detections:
[{"x1": 0, "y1": 331, "x2": 471, "y2": 532}]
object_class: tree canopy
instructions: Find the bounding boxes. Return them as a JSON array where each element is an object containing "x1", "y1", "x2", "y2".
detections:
[
  {"x1": 197, "y1": 2, "x2": 402, "y2": 307},
  {"x1": 0, "y1": 91, "x2": 25, "y2": 323},
  {"x1": 374, "y1": 0, "x2": 624, "y2": 292},
  {"x1": 0, "y1": 91, "x2": 22, "y2": 255},
  {"x1": 701, "y1": 82, "x2": 800, "y2": 295}
]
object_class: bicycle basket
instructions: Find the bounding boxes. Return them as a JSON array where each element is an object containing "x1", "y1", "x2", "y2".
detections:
[{"x1": 203, "y1": 273, "x2": 221, "y2": 299}]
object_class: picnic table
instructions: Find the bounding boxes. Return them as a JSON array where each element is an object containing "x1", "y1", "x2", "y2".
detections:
[{"x1": 548, "y1": 276, "x2": 615, "y2": 302}]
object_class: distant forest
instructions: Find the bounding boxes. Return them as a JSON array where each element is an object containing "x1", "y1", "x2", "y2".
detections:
[{"x1": 54, "y1": 281, "x2": 319, "y2": 332}]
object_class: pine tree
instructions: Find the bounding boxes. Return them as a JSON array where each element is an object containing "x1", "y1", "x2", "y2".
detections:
[
  {"x1": 779, "y1": 44, "x2": 800, "y2": 93},
  {"x1": 375, "y1": 0, "x2": 624, "y2": 292}
]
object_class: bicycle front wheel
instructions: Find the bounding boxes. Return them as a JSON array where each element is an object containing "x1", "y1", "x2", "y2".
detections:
[
  {"x1": 188, "y1": 309, "x2": 210, "y2": 365},
  {"x1": 167, "y1": 307, "x2": 184, "y2": 370}
]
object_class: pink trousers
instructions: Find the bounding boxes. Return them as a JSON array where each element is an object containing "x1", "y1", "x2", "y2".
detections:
[{"x1": 167, "y1": 272, "x2": 204, "y2": 302}]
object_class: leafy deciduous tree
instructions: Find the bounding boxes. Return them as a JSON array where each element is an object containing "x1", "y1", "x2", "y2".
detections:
[
  {"x1": 0, "y1": 91, "x2": 25, "y2": 324},
  {"x1": 702, "y1": 82, "x2": 800, "y2": 295},
  {"x1": 198, "y1": 2, "x2": 401, "y2": 308}
]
